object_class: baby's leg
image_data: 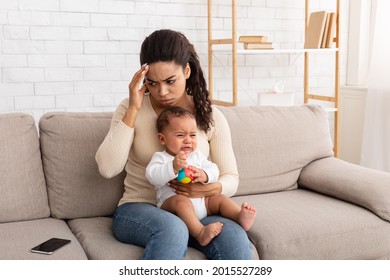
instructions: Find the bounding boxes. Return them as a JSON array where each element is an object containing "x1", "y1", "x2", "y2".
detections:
[
  {"x1": 161, "y1": 195, "x2": 223, "y2": 246},
  {"x1": 237, "y1": 202, "x2": 257, "y2": 231},
  {"x1": 206, "y1": 195, "x2": 256, "y2": 231}
]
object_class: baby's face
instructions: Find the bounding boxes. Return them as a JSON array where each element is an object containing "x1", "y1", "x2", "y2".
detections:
[{"x1": 160, "y1": 116, "x2": 197, "y2": 156}]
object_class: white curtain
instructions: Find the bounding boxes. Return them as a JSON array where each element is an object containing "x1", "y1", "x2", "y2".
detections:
[{"x1": 360, "y1": 0, "x2": 390, "y2": 172}]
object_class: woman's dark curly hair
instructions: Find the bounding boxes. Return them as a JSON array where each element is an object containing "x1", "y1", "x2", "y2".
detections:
[{"x1": 140, "y1": 29, "x2": 213, "y2": 133}]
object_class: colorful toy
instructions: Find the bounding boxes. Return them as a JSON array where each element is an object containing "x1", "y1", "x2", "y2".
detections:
[{"x1": 177, "y1": 167, "x2": 194, "y2": 184}]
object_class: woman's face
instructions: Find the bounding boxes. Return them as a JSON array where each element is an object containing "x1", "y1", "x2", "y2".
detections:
[{"x1": 144, "y1": 61, "x2": 190, "y2": 109}]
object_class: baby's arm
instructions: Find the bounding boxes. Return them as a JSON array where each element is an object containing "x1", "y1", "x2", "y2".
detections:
[
  {"x1": 146, "y1": 152, "x2": 177, "y2": 187},
  {"x1": 188, "y1": 166, "x2": 209, "y2": 183},
  {"x1": 189, "y1": 150, "x2": 220, "y2": 184},
  {"x1": 173, "y1": 151, "x2": 188, "y2": 174}
]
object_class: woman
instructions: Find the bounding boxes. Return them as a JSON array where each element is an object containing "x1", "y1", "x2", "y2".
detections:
[{"x1": 95, "y1": 29, "x2": 252, "y2": 259}]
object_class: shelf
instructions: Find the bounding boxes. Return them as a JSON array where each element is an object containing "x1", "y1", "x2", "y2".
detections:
[
  {"x1": 210, "y1": 40, "x2": 339, "y2": 54},
  {"x1": 212, "y1": 48, "x2": 339, "y2": 55},
  {"x1": 237, "y1": 48, "x2": 339, "y2": 54},
  {"x1": 323, "y1": 107, "x2": 338, "y2": 112}
]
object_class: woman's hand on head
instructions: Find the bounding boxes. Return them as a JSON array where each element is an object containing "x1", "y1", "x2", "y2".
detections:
[
  {"x1": 128, "y1": 64, "x2": 149, "y2": 111},
  {"x1": 122, "y1": 64, "x2": 149, "y2": 127}
]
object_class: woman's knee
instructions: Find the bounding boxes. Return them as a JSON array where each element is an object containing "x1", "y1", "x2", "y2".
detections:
[
  {"x1": 140, "y1": 206, "x2": 189, "y2": 246},
  {"x1": 200, "y1": 216, "x2": 252, "y2": 260},
  {"x1": 141, "y1": 212, "x2": 189, "y2": 260},
  {"x1": 113, "y1": 202, "x2": 189, "y2": 245}
]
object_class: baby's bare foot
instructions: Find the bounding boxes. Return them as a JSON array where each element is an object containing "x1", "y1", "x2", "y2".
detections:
[
  {"x1": 238, "y1": 202, "x2": 256, "y2": 231},
  {"x1": 196, "y1": 222, "x2": 223, "y2": 246}
]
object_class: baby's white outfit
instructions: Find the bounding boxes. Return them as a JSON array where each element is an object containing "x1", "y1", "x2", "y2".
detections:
[{"x1": 145, "y1": 149, "x2": 219, "y2": 220}]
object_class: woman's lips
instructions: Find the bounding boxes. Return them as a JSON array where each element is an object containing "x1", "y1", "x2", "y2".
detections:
[{"x1": 160, "y1": 99, "x2": 174, "y2": 105}]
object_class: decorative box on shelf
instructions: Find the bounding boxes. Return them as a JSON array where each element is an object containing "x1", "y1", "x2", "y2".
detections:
[{"x1": 257, "y1": 92, "x2": 295, "y2": 106}]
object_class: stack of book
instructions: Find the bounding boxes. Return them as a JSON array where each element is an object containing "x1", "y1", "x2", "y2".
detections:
[
  {"x1": 239, "y1": 35, "x2": 273, "y2": 50},
  {"x1": 304, "y1": 10, "x2": 337, "y2": 49}
]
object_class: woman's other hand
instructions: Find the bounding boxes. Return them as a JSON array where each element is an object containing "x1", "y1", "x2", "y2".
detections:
[{"x1": 169, "y1": 180, "x2": 222, "y2": 198}]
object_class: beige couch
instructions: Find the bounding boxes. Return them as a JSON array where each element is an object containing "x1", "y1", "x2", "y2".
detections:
[{"x1": 1, "y1": 105, "x2": 389, "y2": 260}]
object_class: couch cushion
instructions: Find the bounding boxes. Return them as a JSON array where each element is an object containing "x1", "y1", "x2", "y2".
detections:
[
  {"x1": 0, "y1": 218, "x2": 87, "y2": 259},
  {"x1": 217, "y1": 105, "x2": 334, "y2": 196},
  {"x1": 67, "y1": 217, "x2": 208, "y2": 260},
  {"x1": 68, "y1": 217, "x2": 259, "y2": 260},
  {"x1": 39, "y1": 112, "x2": 125, "y2": 219},
  {"x1": 0, "y1": 113, "x2": 50, "y2": 223},
  {"x1": 233, "y1": 189, "x2": 390, "y2": 259}
]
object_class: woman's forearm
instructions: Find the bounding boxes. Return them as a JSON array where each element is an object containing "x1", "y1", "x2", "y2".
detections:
[{"x1": 122, "y1": 107, "x2": 138, "y2": 128}]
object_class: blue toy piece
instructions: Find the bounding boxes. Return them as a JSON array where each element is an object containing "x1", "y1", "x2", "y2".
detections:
[{"x1": 177, "y1": 167, "x2": 194, "y2": 184}]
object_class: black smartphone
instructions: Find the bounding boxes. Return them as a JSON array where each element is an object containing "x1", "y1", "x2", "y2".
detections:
[{"x1": 30, "y1": 238, "x2": 71, "y2": 255}]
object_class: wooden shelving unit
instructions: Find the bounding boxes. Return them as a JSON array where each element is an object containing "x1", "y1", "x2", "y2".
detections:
[{"x1": 207, "y1": 0, "x2": 341, "y2": 156}]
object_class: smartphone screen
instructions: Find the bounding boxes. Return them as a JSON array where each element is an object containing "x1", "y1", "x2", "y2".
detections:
[{"x1": 30, "y1": 238, "x2": 71, "y2": 255}]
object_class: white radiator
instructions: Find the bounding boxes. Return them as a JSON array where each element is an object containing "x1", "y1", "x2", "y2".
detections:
[{"x1": 339, "y1": 86, "x2": 367, "y2": 164}]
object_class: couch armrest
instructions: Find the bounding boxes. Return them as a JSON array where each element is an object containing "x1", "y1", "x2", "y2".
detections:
[{"x1": 298, "y1": 157, "x2": 390, "y2": 222}]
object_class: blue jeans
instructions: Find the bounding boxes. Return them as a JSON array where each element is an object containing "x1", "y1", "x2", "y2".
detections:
[{"x1": 113, "y1": 202, "x2": 252, "y2": 260}]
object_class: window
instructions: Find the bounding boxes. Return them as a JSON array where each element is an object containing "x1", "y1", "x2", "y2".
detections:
[{"x1": 346, "y1": 0, "x2": 372, "y2": 86}]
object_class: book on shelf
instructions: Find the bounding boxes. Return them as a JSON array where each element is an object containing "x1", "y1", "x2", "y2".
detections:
[
  {"x1": 243, "y1": 42, "x2": 273, "y2": 50},
  {"x1": 324, "y1": 12, "x2": 337, "y2": 48},
  {"x1": 321, "y1": 13, "x2": 330, "y2": 48},
  {"x1": 304, "y1": 10, "x2": 327, "y2": 49},
  {"x1": 238, "y1": 35, "x2": 268, "y2": 43}
]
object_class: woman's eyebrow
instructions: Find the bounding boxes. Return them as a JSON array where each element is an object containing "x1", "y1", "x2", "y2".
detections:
[{"x1": 146, "y1": 75, "x2": 176, "y2": 83}]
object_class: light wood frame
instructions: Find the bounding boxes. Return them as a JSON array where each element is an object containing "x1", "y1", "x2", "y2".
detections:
[{"x1": 208, "y1": 0, "x2": 340, "y2": 156}]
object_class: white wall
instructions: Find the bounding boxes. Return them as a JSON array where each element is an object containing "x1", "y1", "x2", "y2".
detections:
[{"x1": 0, "y1": 0, "x2": 349, "y2": 121}]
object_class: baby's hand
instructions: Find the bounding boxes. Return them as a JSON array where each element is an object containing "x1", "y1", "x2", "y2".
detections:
[
  {"x1": 188, "y1": 166, "x2": 208, "y2": 183},
  {"x1": 173, "y1": 151, "x2": 187, "y2": 174}
]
